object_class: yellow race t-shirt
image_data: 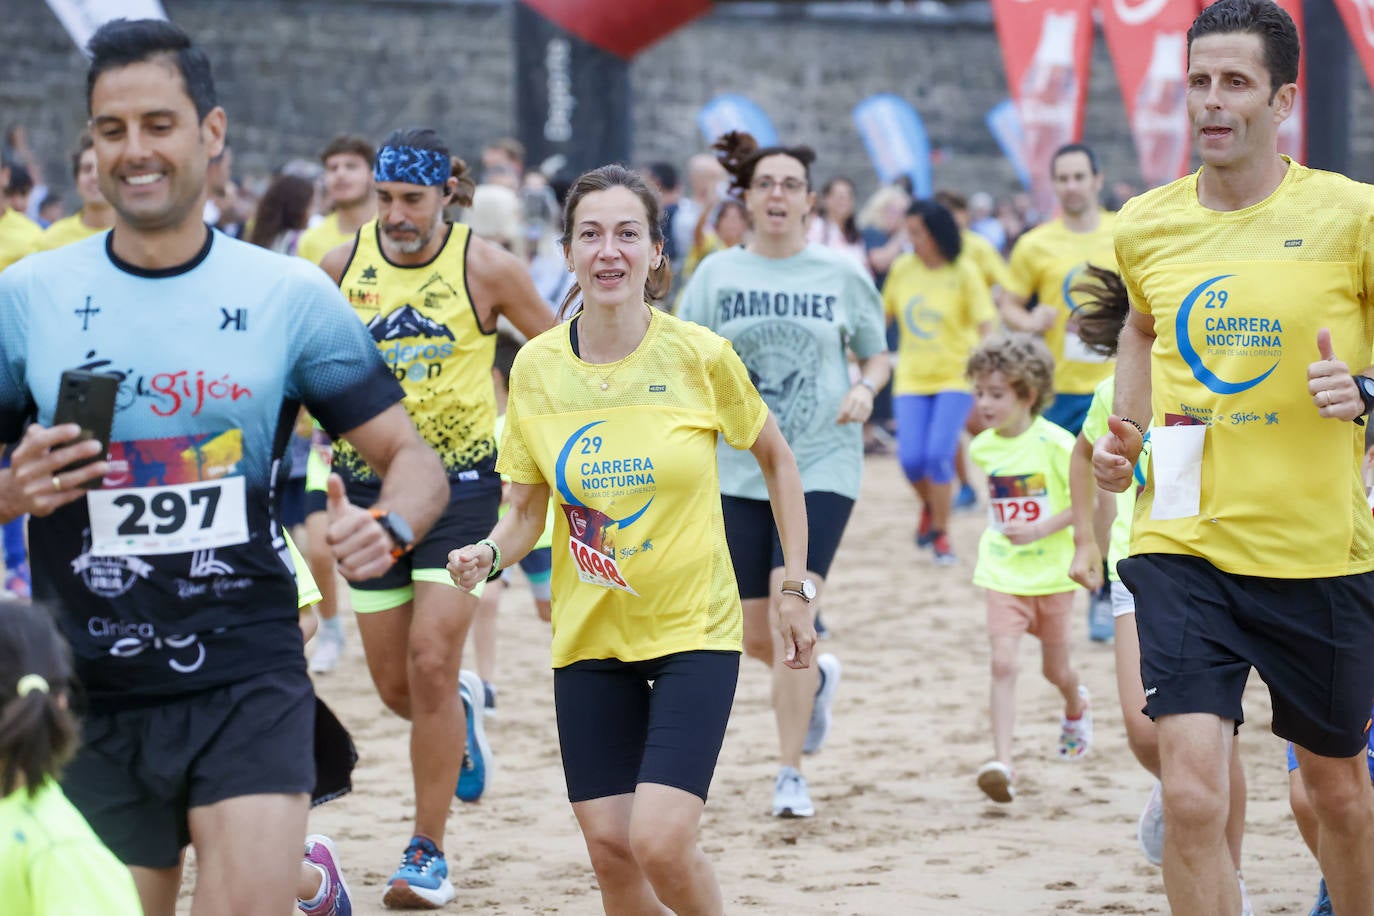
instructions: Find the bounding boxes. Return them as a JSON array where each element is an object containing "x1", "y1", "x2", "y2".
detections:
[
  {"x1": 1005, "y1": 212, "x2": 1117, "y2": 395},
  {"x1": 334, "y1": 221, "x2": 497, "y2": 484},
  {"x1": 494, "y1": 412, "x2": 554, "y2": 551},
  {"x1": 0, "y1": 208, "x2": 42, "y2": 272},
  {"x1": 0, "y1": 780, "x2": 142, "y2": 916},
  {"x1": 498, "y1": 308, "x2": 768, "y2": 667},
  {"x1": 1079, "y1": 376, "x2": 1147, "y2": 583},
  {"x1": 297, "y1": 213, "x2": 357, "y2": 266},
  {"x1": 883, "y1": 252, "x2": 995, "y2": 394},
  {"x1": 1116, "y1": 161, "x2": 1374, "y2": 578},
  {"x1": 36, "y1": 213, "x2": 104, "y2": 252},
  {"x1": 969, "y1": 415, "x2": 1078, "y2": 595},
  {"x1": 962, "y1": 229, "x2": 1012, "y2": 292}
]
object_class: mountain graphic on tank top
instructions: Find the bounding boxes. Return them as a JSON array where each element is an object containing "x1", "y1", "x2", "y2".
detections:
[{"x1": 367, "y1": 305, "x2": 455, "y2": 342}]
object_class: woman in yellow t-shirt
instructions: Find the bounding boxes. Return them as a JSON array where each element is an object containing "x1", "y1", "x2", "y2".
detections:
[
  {"x1": 448, "y1": 164, "x2": 811, "y2": 913},
  {"x1": 882, "y1": 199, "x2": 995, "y2": 565}
]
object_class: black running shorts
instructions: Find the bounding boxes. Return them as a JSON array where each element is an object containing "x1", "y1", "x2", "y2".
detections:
[
  {"x1": 1119, "y1": 552, "x2": 1374, "y2": 758},
  {"x1": 721, "y1": 490, "x2": 855, "y2": 600},
  {"x1": 62, "y1": 664, "x2": 316, "y2": 868}
]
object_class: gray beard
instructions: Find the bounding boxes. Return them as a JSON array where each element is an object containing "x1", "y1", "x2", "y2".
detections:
[{"x1": 389, "y1": 234, "x2": 427, "y2": 254}]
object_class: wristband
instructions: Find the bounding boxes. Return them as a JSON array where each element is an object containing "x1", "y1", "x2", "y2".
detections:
[
  {"x1": 476, "y1": 538, "x2": 502, "y2": 581},
  {"x1": 857, "y1": 377, "x2": 877, "y2": 394},
  {"x1": 1119, "y1": 417, "x2": 1146, "y2": 439}
]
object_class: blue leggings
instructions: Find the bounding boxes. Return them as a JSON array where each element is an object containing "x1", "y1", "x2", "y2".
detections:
[{"x1": 895, "y1": 392, "x2": 974, "y2": 485}]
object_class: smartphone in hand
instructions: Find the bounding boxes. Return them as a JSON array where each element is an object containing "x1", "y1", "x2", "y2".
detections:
[{"x1": 52, "y1": 370, "x2": 118, "y2": 490}]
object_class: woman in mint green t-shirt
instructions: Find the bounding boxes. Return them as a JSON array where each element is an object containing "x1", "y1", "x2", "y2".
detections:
[{"x1": 678, "y1": 131, "x2": 890, "y2": 821}]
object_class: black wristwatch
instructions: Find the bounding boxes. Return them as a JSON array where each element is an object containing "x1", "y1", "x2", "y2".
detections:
[
  {"x1": 369, "y1": 509, "x2": 415, "y2": 559},
  {"x1": 1355, "y1": 374, "x2": 1374, "y2": 417}
]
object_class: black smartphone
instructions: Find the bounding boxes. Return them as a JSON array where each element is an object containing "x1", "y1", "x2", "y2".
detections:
[{"x1": 52, "y1": 369, "x2": 119, "y2": 489}]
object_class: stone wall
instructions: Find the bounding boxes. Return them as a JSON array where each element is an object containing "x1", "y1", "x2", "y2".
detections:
[{"x1": 2, "y1": 0, "x2": 1370, "y2": 208}]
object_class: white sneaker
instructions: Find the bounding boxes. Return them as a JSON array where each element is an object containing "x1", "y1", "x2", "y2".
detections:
[
  {"x1": 308, "y1": 626, "x2": 344, "y2": 674},
  {"x1": 976, "y1": 760, "x2": 1015, "y2": 803},
  {"x1": 803, "y1": 653, "x2": 841, "y2": 755},
  {"x1": 1138, "y1": 779, "x2": 1164, "y2": 865},
  {"x1": 771, "y1": 766, "x2": 814, "y2": 817},
  {"x1": 1058, "y1": 684, "x2": 1092, "y2": 760}
]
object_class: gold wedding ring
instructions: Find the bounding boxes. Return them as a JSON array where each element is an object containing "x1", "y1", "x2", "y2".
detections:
[{"x1": 52, "y1": 475, "x2": 62, "y2": 492}]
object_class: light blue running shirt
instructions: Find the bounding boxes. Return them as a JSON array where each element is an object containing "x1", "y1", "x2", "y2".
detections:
[
  {"x1": 677, "y1": 244, "x2": 886, "y2": 501},
  {"x1": 0, "y1": 229, "x2": 403, "y2": 704}
]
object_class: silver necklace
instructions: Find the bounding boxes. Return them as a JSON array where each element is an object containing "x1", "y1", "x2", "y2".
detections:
[{"x1": 577, "y1": 308, "x2": 649, "y2": 390}]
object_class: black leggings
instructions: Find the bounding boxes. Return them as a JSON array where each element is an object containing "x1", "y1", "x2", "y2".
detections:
[{"x1": 554, "y1": 650, "x2": 740, "y2": 803}]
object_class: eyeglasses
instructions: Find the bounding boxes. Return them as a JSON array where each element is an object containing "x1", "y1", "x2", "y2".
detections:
[{"x1": 751, "y1": 177, "x2": 807, "y2": 194}]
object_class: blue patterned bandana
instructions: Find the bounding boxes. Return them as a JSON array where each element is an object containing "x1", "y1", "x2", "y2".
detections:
[{"x1": 374, "y1": 145, "x2": 449, "y2": 186}]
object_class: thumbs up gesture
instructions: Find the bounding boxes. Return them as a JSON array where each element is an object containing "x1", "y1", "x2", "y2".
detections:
[
  {"x1": 1308, "y1": 328, "x2": 1363, "y2": 421},
  {"x1": 325, "y1": 472, "x2": 398, "y2": 582},
  {"x1": 1092, "y1": 414, "x2": 1144, "y2": 493}
]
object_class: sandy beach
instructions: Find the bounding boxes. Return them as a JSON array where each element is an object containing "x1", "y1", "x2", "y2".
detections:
[{"x1": 187, "y1": 453, "x2": 1321, "y2": 914}]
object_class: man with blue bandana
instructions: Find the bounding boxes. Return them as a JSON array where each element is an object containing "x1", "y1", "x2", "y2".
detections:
[
  {"x1": 1094, "y1": 2, "x2": 1374, "y2": 913},
  {"x1": 0, "y1": 20, "x2": 447, "y2": 916},
  {"x1": 319, "y1": 127, "x2": 552, "y2": 909}
]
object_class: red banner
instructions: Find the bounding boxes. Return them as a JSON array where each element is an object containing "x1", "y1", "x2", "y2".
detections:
[
  {"x1": 1195, "y1": 0, "x2": 1305, "y2": 162},
  {"x1": 1333, "y1": 0, "x2": 1374, "y2": 93},
  {"x1": 1098, "y1": 0, "x2": 1195, "y2": 188},
  {"x1": 1273, "y1": 0, "x2": 1305, "y2": 162},
  {"x1": 991, "y1": 0, "x2": 1096, "y2": 217},
  {"x1": 520, "y1": 0, "x2": 712, "y2": 59}
]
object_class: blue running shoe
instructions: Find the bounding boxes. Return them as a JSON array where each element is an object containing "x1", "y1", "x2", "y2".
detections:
[
  {"x1": 954, "y1": 482, "x2": 978, "y2": 511},
  {"x1": 299, "y1": 834, "x2": 351, "y2": 916},
  {"x1": 382, "y1": 836, "x2": 454, "y2": 909},
  {"x1": 456, "y1": 669, "x2": 492, "y2": 802},
  {"x1": 1309, "y1": 878, "x2": 1333, "y2": 916}
]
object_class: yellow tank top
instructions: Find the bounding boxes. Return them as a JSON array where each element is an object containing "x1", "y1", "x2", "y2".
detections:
[{"x1": 335, "y1": 221, "x2": 497, "y2": 483}]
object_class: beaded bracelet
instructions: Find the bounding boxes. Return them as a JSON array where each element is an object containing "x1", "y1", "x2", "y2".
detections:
[
  {"x1": 477, "y1": 538, "x2": 503, "y2": 582},
  {"x1": 1119, "y1": 417, "x2": 1146, "y2": 438}
]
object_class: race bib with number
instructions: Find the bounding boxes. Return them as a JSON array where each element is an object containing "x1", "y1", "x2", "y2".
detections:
[
  {"x1": 90, "y1": 430, "x2": 250, "y2": 557},
  {"x1": 562, "y1": 503, "x2": 639, "y2": 596},
  {"x1": 987, "y1": 473, "x2": 1051, "y2": 534},
  {"x1": 1148, "y1": 423, "x2": 1205, "y2": 521}
]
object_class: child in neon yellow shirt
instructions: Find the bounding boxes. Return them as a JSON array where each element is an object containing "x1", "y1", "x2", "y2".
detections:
[
  {"x1": 0, "y1": 602, "x2": 141, "y2": 916},
  {"x1": 966, "y1": 333, "x2": 1091, "y2": 804}
]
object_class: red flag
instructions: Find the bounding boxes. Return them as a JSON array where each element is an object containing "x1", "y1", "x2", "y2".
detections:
[
  {"x1": 1098, "y1": 0, "x2": 1196, "y2": 187},
  {"x1": 520, "y1": 0, "x2": 712, "y2": 59},
  {"x1": 1333, "y1": 0, "x2": 1374, "y2": 92},
  {"x1": 1272, "y1": 0, "x2": 1306, "y2": 162},
  {"x1": 1195, "y1": 0, "x2": 1306, "y2": 162},
  {"x1": 991, "y1": 0, "x2": 1096, "y2": 218}
]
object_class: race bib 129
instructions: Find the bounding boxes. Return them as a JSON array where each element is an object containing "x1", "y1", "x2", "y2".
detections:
[{"x1": 987, "y1": 473, "x2": 1051, "y2": 534}]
